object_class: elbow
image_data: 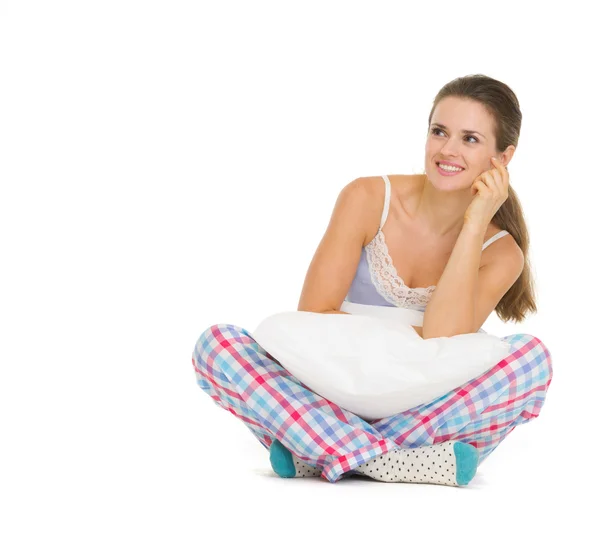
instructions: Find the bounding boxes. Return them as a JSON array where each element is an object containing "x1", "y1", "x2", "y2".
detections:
[
  {"x1": 422, "y1": 328, "x2": 472, "y2": 339},
  {"x1": 412, "y1": 326, "x2": 424, "y2": 338}
]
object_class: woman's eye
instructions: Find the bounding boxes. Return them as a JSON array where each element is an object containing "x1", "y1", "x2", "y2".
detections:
[{"x1": 431, "y1": 127, "x2": 478, "y2": 144}]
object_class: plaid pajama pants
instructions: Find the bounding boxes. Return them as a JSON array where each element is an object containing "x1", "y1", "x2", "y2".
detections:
[{"x1": 192, "y1": 323, "x2": 553, "y2": 483}]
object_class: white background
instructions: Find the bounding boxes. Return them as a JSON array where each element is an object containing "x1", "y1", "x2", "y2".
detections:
[{"x1": 1, "y1": 1, "x2": 597, "y2": 531}]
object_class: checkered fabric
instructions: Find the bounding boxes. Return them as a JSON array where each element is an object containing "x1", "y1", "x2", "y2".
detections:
[{"x1": 192, "y1": 323, "x2": 553, "y2": 483}]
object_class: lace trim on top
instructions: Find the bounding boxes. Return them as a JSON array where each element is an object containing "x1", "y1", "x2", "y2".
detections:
[
  {"x1": 364, "y1": 174, "x2": 509, "y2": 309},
  {"x1": 365, "y1": 229, "x2": 435, "y2": 308}
]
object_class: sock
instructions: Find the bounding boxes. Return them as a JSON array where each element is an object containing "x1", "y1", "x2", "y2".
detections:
[
  {"x1": 354, "y1": 441, "x2": 479, "y2": 487},
  {"x1": 269, "y1": 439, "x2": 322, "y2": 478}
]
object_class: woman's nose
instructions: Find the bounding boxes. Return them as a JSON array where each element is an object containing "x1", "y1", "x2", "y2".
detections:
[{"x1": 440, "y1": 138, "x2": 461, "y2": 156}]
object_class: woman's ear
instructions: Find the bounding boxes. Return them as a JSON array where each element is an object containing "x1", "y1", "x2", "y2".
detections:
[{"x1": 501, "y1": 145, "x2": 516, "y2": 167}]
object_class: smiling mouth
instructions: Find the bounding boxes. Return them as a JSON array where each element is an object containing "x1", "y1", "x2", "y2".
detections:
[{"x1": 436, "y1": 162, "x2": 464, "y2": 174}]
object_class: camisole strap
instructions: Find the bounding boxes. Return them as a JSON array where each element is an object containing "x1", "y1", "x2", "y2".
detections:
[
  {"x1": 379, "y1": 175, "x2": 391, "y2": 229},
  {"x1": 378, "y1": 174, "x2": 509, "y2": 250},
  {"x1": 482, "y1": 230, "x2": 510, "y2": 251}
]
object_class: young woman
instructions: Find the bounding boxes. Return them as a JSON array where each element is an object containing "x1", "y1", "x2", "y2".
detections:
[{"x1": 192, "y1": 74, "x2": 553, "y2": 486}]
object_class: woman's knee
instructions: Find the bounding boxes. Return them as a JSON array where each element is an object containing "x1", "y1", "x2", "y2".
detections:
[
  {"x1": 509, "y1": 333, "x2": 553, "y2": 388},
  {"x1": 192, "y1": 323, "x2": 253, "y2": 371},
  {"x1": 533, "y1": 335, "x2": 553, "y2": 387}
]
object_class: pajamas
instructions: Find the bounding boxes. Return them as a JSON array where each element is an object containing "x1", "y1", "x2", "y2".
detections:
[{"x1": 192, "y1": 323, "x2": 553, "y2": 483}]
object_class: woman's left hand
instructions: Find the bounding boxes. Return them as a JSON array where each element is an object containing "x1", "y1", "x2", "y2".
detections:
[{"x1": 463, "y1": 157, "x2": 510, "y2": 230}]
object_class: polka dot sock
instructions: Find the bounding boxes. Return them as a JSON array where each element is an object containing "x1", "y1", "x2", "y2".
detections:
[
  {"x1": 354, "y1": 441, "x2": 479, "y2": 487},
  {"x1": 269, "y1": 439, "x2": 322, "y2": 478}
]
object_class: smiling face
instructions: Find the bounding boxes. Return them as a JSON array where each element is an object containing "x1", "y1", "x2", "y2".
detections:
[{"x1": 425, "y1": 96, "x2": 504, "y2": 191}]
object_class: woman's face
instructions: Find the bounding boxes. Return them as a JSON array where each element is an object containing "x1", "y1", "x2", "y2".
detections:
[{"x1": 424, "y1": 96, "x2": 505, "y2": 192}]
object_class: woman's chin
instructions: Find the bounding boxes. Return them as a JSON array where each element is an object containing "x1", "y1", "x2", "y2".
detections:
[{"x1": 428, "y1": 175, "x2": 469, "y2": 191}]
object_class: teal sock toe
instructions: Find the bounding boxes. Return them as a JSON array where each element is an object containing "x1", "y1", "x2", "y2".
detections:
[
  {"x1": 453, "y1": 442, "x2": 479, "y2": 486},
  {"x1": 269, "y1": 439, "x2": 296, "y2": 478}
]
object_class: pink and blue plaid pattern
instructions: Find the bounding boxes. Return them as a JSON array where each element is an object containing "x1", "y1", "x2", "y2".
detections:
[{"x1": 192, "y1": 323, "x2": 553, "y2": 483}]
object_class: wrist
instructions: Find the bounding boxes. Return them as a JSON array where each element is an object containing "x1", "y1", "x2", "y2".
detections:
[{"x1": 462, "y1": 220, "x2": 487, "y2": 238}]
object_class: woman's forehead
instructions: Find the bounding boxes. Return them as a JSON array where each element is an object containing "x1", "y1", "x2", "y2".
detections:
[{"x1": 432, "y1": 98, "x2": 494, "y2": 132}]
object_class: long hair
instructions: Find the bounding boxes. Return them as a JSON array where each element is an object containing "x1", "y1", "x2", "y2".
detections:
[{"x1": 425, "y1": 74, "x2": 536, "y2": 323}]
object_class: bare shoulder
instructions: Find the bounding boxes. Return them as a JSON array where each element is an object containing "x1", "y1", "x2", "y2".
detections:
[
  {"x1": 342, "y1": 176, "x2": 381, "y2": 247},
  {"x1": 360, "y1": 173, "x2": 419, "y2": 208},
  {"x1": 483, "y1": 224, "x2": 524, "y2": 268},
  {"x1": 359, "y1": 174, "x2": 422, "y2": 244},
  {"x1": 361, "y1": 173, "x2": 420, "y2": 193}
]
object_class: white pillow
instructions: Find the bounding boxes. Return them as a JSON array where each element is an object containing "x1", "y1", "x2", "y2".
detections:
[{"x1": 250, "y1": 302, "x2": 511, "y2": 421}]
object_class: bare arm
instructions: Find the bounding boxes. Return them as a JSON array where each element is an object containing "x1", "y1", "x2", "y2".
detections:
[
  {"x1": 422, "y1": 224, "x2": 486, "y2": 339},
  {"x1": 297, "y1": 178, "x2": 371, "y2": 314}
]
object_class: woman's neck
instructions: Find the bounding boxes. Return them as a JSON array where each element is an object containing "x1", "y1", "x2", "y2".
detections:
[{"x1": 413, "y1": 175, "x2": 474, "y2": 237}]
